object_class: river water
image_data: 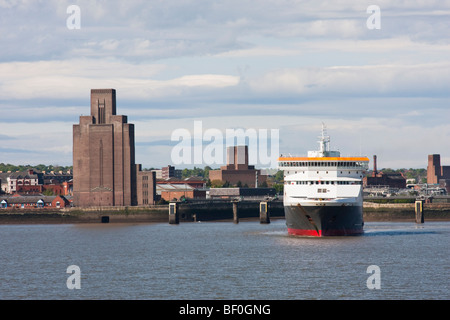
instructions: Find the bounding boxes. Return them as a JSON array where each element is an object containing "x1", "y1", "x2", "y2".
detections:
[{"x1": 0, "y1": 219, "x2": 448, "y2": 300}]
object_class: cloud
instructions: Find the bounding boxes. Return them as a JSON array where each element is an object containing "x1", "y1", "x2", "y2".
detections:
[
  {"x1": 247, "y1": 63, "x2": 450, "y2": 99},
  {"x1": 0, "y1": 59, "x2": 240, "y2": 101},
  {"x1": 1, "y1": 0, "x2": 450, "y2": 62}
]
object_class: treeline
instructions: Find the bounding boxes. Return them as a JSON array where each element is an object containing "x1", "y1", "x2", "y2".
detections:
[
  {"x1": 180, "y1": 166, "x2": 214, "y2": 179},
  {"x1": 0, "y1": 163, "x2": 73, "y2": 173}
]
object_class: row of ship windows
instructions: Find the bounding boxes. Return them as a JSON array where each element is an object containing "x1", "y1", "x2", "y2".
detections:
[
  {"x1": 285, "y1": 171, "x2": 361, "y2": 175},
  {"x1": 285, "y1": 181, "x2": 362, "y2": 185},
  {"x1": 279, "y1": 161, "x2": 367, "y2": 168}
]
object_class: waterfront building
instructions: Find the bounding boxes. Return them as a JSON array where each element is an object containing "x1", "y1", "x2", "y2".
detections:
[
  {"x1": 136, "y1": 165, "x2": 157, "y2": 205},
  {"x1": 0, "y1": 195, "x2": 70, "y2": 209},
  {"x1": 73, "y1": 89, "x2": 137, "y2": 207}
]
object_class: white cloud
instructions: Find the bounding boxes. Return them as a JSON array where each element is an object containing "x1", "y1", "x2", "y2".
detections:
[
  {"x1": 0, "y1": 59, "x2": 240, "y2": 100},
  {"x1": 248, "y1": 63, "x2": 450, "y2": 98}
]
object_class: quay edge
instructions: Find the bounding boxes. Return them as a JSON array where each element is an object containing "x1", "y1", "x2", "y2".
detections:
[{"x1": 0, "y1": 201, "x2": 449, "y2": 224}]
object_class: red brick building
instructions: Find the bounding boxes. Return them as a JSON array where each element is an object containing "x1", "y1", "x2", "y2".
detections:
[{"x1": 157, "y1": 184, "x2": 206, "y2": 201}]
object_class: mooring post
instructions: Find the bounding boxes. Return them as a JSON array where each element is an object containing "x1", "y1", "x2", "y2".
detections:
[
  {"x1": 260, "y1": 201, "x2": 270, "y2": 224},
  {"x1": 232, "y1": 201, "x2": 239, "y2": 224},
  {"x1": 169, "y1": 202, "x2": 179, "y2": 224},
  {"x1": 415, "y1": 200, "x2": 424, "y2": 224}
]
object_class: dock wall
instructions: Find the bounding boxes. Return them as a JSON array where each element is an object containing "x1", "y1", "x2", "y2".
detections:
[{"x1": 0, "y1": 201, "x2": 449, "y2": 224}]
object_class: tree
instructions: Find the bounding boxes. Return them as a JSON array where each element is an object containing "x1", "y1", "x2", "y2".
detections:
[
  {"x1": 42, "y1": 189, "x2": 55, "y2": 196},
  {"x1": 273, "y1": 170, "x2": 284, "y2": 182},
  {"x1": 274, "y1": 184, "x2": 284, "y2": 194},
  {"x1": 210, "y1": 180, "x2": 224, "y2": 188}
]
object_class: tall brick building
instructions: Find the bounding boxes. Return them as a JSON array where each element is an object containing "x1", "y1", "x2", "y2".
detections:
[
  {"x1": 427, "y1": 154, "x2": 450, "y2": 184},
  {"x1": 427, "y1": 154, "x2": 450, "y2": 193},
  {"x1": 73, "y1": 89, "x2": 137, "y2": 207}
]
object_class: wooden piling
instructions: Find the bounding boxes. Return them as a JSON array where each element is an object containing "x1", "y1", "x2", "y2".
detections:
[
  {"x1": 415, "y1": 200, "x2": 424, "y2": 224},
  {"x1": 260, "y1": 201, "x2": 270, "y2": 224},
  {"x1": 169, "y1": 202, "x2": 179, "y2": 224},
  {"x1": 232, "y1": 202, "x2": 239, "y2": 224}
]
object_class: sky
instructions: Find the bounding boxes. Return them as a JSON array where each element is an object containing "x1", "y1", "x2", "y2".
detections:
[{"x1": 0, "y1": 0, "x2": 449, "y2": 170}]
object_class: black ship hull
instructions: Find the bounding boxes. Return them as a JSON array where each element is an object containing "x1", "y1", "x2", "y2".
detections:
[{"x1": 285, "y1": 204, "x2": 364, "y2": 237}]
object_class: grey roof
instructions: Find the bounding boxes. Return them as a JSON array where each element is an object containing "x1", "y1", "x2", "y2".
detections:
[
  {"x1": 7, "y1": 171, "x2": 39, "y2": 180},
  {"x1": 0, "y1": 195, "x2": 67, "y2": 204}
]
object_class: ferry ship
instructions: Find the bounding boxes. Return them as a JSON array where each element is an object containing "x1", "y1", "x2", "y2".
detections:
[{"x1": 278, "y1": 125, "x2": 369, "y2": 236}]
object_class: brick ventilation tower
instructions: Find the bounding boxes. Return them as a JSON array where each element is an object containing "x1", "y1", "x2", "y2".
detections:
[
  {"x1": 427, "y1": 154, "x2": 441, "y2": 184},
  {"x1": 73, "y1": 89, "x2": 137, "y2": 207}
]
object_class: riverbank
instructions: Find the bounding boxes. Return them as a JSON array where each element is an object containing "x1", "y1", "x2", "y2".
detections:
[{"x1": 0, "y1": 202, "x2": 449, "y2": 224}]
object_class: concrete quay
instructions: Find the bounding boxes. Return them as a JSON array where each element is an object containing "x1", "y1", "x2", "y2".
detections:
[{"x1": 0, "y1": 199, "x2": 449, "y2": 224}]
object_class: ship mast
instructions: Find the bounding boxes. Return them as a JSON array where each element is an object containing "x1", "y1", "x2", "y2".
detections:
[{"x1": 318, "y1": 123, "x2": 330, "y2": 155}]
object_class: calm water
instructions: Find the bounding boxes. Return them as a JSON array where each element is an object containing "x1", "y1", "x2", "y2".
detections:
[{"x1": 0, "y1": 219, "x2": 448, "y2": 300}]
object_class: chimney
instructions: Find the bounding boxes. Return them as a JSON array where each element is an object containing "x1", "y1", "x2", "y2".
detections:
[{"x1": 373, "y1": 155, "x2": 378, "y2": 177}]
